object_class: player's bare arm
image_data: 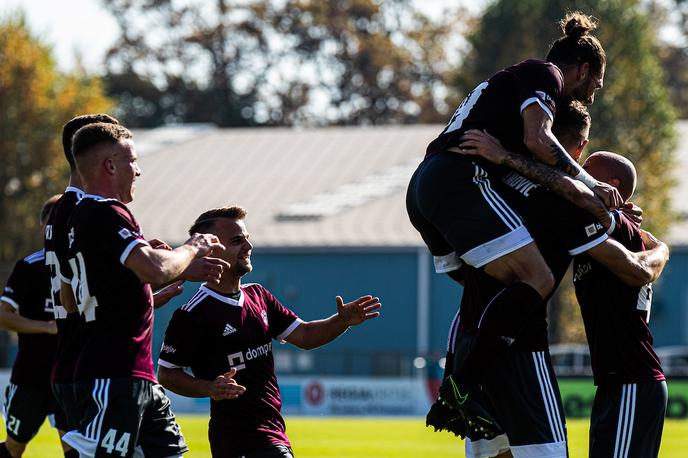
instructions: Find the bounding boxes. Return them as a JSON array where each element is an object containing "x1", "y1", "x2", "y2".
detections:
[
  {"x1": 153, "y1": 281, "x2": 185, "y2": 309},
  {"x1": 125, "y1": 233, "x2": 225, "y2": 285},
  {"x1": 585, "y1": 235, "x2": 669, "y2": 286},
  {"x1": 58, "y1": 280, "x2": 78, "y2": 314},
  {"x1": 285, "y1": 295, "x2": 381, "y2": 350},
  {"x1": 0, "y1": 302, "x2": 57, "y2": 335},
  {"x1": 458, "y1": 129, "x2": 611, "y2": 228},
  {"x1": 522, "y1": 104, "x2": 622, "y2": 209},
  {"x1": 158, "y1": 366, "x2": 246, "y2": 400}
]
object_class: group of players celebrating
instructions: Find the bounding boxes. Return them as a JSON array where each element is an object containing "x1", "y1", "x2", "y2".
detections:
[
  {"x1": 0, "y1": 115, "x2": 381, "y2": 457},
  {"x1": 407, "y1": 11, "x2": 670, "y2": 458}
]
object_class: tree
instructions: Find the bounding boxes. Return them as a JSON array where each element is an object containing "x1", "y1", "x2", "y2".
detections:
[
  {"x1": 457, "y1": 0, "x2": 677, "y2": 343},
  {"x1": 0, "y1": 16, "x2": 111, "y2": 264},
  {"x1": 101, "y1": 0, "x2": 460, "y2": 126}
]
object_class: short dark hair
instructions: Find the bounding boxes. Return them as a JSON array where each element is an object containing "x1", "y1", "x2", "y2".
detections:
[
  {"x1": 189, "y1": 206, "x2": 247, "y2": 235},
  {"x1": 546, "y1": 12, "x2": 606, "y2": 76},
  {"x1": 62, "y1": 114, "x2": 119, "y2": 170},
  {"x1": 40, "y1": 194, "x2": 61, "y2": 225},
  {"x1": 72, "y1": 123, "x2": 133, "y2": 159},
  {"x1": 552, "y1": 99, "x2": 590, "y2": 144}
]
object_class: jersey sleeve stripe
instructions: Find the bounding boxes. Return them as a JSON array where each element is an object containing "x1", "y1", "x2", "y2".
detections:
[
  {"x1": 276, "y1": 318, "x2": 304, "y2": 343},
  {"x1": 568, "y1": 233, "x2": 609, "y2": 256},
  {"x1": 433, "y1": 252, "x2": 463, "y2": 273},
  {"x1": 119, "y1": 239, "x2": 149, "y2": 265},
  {"x1": 520, "y1": 97, "x2": 554, "y2": 122},
  {"x1": 158, "y1": 358, "x2": 186, "y2": 369},
  {"x1": 0, "y1": 296, "x2": 19, "y2": 311}
]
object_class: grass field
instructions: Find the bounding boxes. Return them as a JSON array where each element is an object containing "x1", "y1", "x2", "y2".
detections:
[{"x1": 11, "y1": 415, "x2": 688, "y2": 457}]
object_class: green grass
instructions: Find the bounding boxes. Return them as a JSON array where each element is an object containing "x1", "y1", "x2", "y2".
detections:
[{"x1": 9, "y1": 416, "x2": 688, "y2": 457}]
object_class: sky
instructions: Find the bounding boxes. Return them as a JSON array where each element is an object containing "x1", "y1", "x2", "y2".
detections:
[{"x1": 0, "y1": 0, "x2": 119, "y2": 71}]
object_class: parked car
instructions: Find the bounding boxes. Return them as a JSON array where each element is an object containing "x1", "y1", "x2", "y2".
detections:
[
  {"x1": 549, "y1": 344, "x2": 592, "y2": 377},
  {"x1": 656, "y1": 346, "x2": 688, "y2": 377}
]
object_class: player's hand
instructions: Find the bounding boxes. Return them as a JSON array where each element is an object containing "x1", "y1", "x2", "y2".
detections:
[
  {"x1": 457, "y1": 129, "x2": 509, "y2": 165},
  {"x1": 209, "y1": 368, "x2": 246, "y2": 401},
  {"x1": 592, "y1": 182, "x2": 623, "y2": 209},
  {"x1": 336, "y1": 295, "x2": 381, "y2": 326},
  {"x1": 148, "y1": 239, "x2": 172, "y2": 250},
  {"x1": 182, "y1": 257, "x2": 230, "y2": 284},
  {"x1": 186, "y1": 233, "x2": 226, "y2": 258},
  {"x1": 44, "y1": 320, "x2": 57, "y2": 335},
  {"x1": 153, "y1": 281, "x2": 184, "y2": 309},
  {"x1": 621, "y1": 202, "x2": 643, "y2": 226}
]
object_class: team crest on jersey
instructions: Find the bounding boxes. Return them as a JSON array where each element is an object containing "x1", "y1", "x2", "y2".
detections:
[
  {"x1": 535, "y1": 90, "x2": 555, "y2": 108},
  {"x1": 223, "y1": 323, "x2": 236, "y2": 336},
  {"x1": 118, "y1": 228, "x2": 132, "y2": 239},
  {"x1": 261, "y1": 310, "x2": 269, "y2": 326},
  {"x1": 585, "y1": 223, "x2": 602, "y2": 237}
]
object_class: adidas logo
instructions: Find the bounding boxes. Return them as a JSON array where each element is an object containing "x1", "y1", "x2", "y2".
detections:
[{"x1": 223, "y1": 324, "x2": 236, "y2": 336}]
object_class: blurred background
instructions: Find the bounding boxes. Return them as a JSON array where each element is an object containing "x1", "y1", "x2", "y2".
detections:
[{"x1": 2, "y1": 0, "x2": 688, "y2": 422}]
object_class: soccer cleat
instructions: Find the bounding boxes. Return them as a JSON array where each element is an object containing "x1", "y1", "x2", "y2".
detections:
[
  {"x1": 438, "y1": 375, "x2": 504, "y2": 440},
  {"x1": 426, "y1": 399, "x2": 467, "y2": 438}
]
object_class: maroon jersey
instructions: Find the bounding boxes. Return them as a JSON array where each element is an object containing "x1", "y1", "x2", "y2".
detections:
[
  {"x1": 69, "y1": 194, "x2": 155, "y2": 383},
  {"x1": 0, "y1": 250, "x2": 57, "y2": 389},
  {"x1": 573, "y1": 214, "x2": 664, "y2": 385},
  {"x1": 458, "y1": 174, "x2": 608, "y2": 351},
  {"x1": 158, "y1": 283, "x2": 303, "y2": 456},
  {"x1": 426, "y1": 59, "x2": 563, "y2": 167},
  {"x1": 44, "y1": 186, "x2": 83, "y2": 384}
]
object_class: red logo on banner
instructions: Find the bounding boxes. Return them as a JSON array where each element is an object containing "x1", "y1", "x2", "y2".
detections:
[{"x1": 305, "y1": 381, "x2": 325, "y2": 405}]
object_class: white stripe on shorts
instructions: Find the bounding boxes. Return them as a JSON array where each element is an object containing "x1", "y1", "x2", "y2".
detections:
[
  {"x1": 532, "y1": 352, "x2": 565, "y2": 443},
  {"x1": 614, "y1": 383, "x2": 637, "y2": 458},
  {"x1": 446, "y1": 310, "x2": 461, "y2": 353},
  {"x1": 473, "y1": 165, "x2": 522, "y2": 229}
]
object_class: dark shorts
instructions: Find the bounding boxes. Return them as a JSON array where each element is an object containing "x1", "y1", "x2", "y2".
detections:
[
  {"x1": 406, "y1": 153, "x2": 532, "y2": 270},
  {"x1": 590, "y1": 381, "x2": 667, "y2": 458},
  {"x1": 242, "y1": 444, "x2": 294, "y2": 458},
  {"x1": 52, "y1": 382, "x2": 80, "y2": 431},
  {"x1": 451, "y1": 334, "x2": 568, "y2": 458},
  {"x1": 63, "y1": 377, "x2": 187, "y2": 458},
  {"x1": 3, "y1": 382, "x2": 67, "y2": 442}
]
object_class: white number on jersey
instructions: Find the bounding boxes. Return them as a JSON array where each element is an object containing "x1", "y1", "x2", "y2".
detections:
[
  {"x1": 227, "y1": 351, "x2": 247, "y2": 371},
  {"x1": 100, "y1": 428, "x2": 131, "y2": 456},
  {"x1": 69, "y1": 252, "x2": 99, "y2": 322},
  {"x1": 45, "y1": 251, "x2": 67, "y2": 319},
  {"x1": 444, "y1": 81, "x2": 488, "y2": 134},
  {"x1": 637, "y1": 283, "x2": 653, "y2": 323}
]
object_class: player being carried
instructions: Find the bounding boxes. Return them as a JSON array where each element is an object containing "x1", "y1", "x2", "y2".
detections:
[
  {"x1": 61, "y1": 123, "x2": 228, "y2": 458},
  {"x1": 406, "y1": 11, "x2": 615, "y2": 434},
  {"x1": 158, "y1": 206, "x2": 382, "y2": 458},
  {"x1": 431, "y1": 102, "x2": 668, "y2": 458},
  {"x1": 0, "y1": 196, "x2": 66, "y2": 458}
]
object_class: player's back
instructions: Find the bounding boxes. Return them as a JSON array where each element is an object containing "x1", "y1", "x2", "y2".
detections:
[
  {"x1": 69, "y1": 195, "x2": 155, "y2": 383},
  {"x1": 425, "y1": 59, "x2": 563, "y2": 165},
  {"x1": 573, "y1": 214, "x2": 664, "y2": 385}
]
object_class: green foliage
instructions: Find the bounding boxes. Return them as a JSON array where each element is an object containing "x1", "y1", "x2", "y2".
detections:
[{"x1": 0, "y1": 16, "x2": 111, "y2": 263}]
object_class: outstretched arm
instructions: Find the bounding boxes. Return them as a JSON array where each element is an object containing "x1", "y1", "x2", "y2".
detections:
[
  {"x1": 0, "y1": 302, "x2": 56, "y2": 334},
  {"x1": 286, "y1": 295, "x2": 381, "y2": 350}
]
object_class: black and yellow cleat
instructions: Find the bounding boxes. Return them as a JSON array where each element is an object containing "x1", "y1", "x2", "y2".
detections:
[
  {"x1": 425, "y1": 399, "x2": 467, "y2": 438},
  {"x1": 438, "y1": 374, "x2": 504, "y2": 440}
]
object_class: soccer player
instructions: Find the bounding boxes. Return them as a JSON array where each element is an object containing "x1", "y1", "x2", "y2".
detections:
[
  {"x1": 406, "y1": 12, "x2": 615, "y2": 429},
  {"x1": 573, "y1": 152, "x2": 667, "y2": 458},
  {"x1": 0, "y1": 195, "x2": 67, "y2": 458},
  {"x1": 61, "y1": 123, "x2": 225, "y2": 458},
  {"x1": 157, "y1": 206, "x2": 382, "y2": 458},
  {"x1": 437, "y1": 103, "x2": 669, "y2": 458},
  {"x1": 45, "y1": 114, "x2": 122, "y2": 453}
]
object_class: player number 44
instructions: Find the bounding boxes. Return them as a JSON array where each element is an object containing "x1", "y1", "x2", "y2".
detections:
[{"x1": 100, "y1": 428, "x2": 131, "y2": 456}]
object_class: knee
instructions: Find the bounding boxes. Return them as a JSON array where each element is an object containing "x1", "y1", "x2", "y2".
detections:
[{"x1": 522, "y1": 268, "x2": 554, "y2": 298}]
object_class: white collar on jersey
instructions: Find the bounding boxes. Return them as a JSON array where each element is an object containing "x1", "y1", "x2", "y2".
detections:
[
  {"x1": 80, "y1": 193, "x2": 118, "y2": 203},
  {"x1": 200, "y1": 284, "x2": 244, "y2": 307}
]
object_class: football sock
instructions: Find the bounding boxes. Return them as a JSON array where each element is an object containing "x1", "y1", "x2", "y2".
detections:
[
  {"x1": 456, "y1": 281, "x2": 543, "y2": 385},
  {"x1": 0, "y1": 443, "x2": 12, "y2": 458},
  {"x1": 64, "y1": 449, "x2": 79, "y2": 458}
]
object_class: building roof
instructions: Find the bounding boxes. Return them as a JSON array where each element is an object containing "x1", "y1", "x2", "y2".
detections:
[{"x1": 130, "y1": 121, "x2": 688, "y2": 248}]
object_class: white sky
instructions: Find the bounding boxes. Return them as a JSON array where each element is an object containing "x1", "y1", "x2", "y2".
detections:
[{"x1": 0, "y1": 0, "x2": 119, "y2": 72}]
